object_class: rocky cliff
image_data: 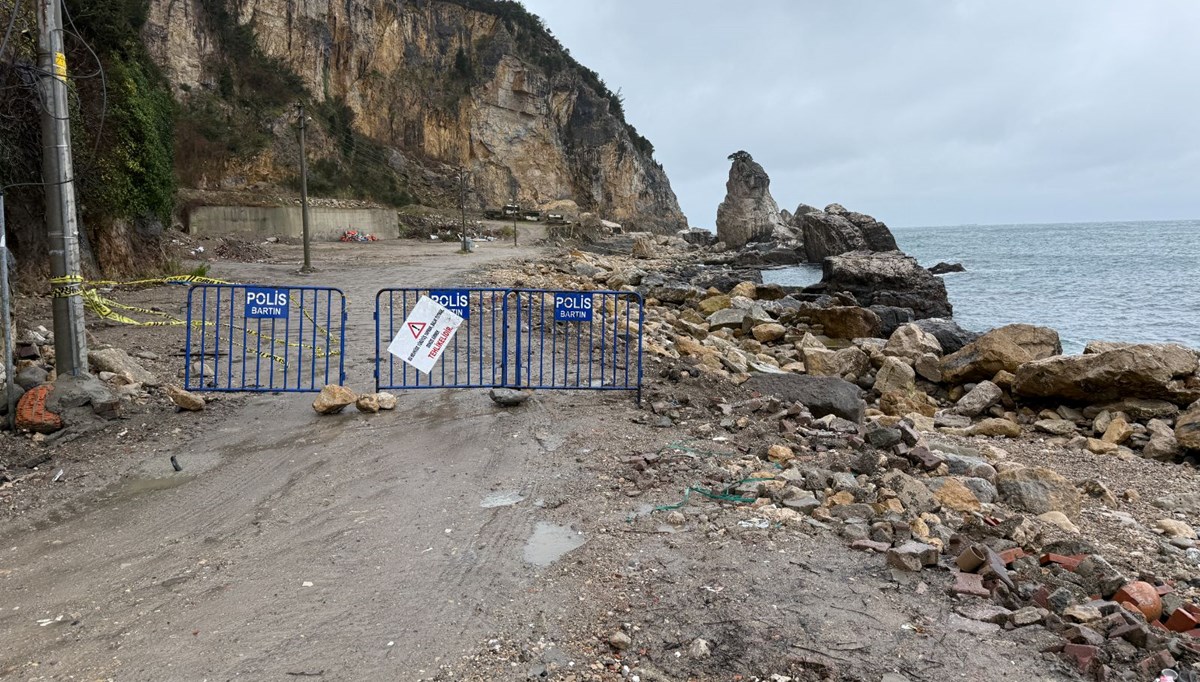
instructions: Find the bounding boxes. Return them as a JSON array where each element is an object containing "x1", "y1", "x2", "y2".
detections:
[{"x1": 144, "y1": 0, "x2": 686, "y2": 231}]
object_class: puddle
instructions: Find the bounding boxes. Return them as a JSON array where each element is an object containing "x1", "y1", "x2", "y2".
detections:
[
  {"x1": 523, "y1": 522, "x2": 585, "y2": 567},
  {"x1": 480, "y1": 491, "x2": 525, "y2": 508}
]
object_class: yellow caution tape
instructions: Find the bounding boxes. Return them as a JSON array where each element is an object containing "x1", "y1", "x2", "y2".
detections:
[{"x1": 55, "y1": 274, "x2": 343, "y2": 365}]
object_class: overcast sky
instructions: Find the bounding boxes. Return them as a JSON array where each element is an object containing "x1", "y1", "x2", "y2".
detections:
[{"x1": 520, "y1": 1, "x2": 1200, "y2": 228}]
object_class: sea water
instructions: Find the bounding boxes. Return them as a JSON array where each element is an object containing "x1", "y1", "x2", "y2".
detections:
[{"x1": 761, "y1": 220, "x2": 1200, "y2": 355}]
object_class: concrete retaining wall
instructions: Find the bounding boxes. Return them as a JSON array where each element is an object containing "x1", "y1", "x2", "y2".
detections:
[{"x1": 187, "y1": 206, "x2": 399, "y2": 241}]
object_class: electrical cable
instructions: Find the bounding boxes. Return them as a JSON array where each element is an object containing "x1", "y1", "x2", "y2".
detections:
[
  {"x1": 0, "y1": 0, "x2": 19, "y2": 61},
  {"x1": 61, "y1": 2, "x2": 106, "y2": 153}
]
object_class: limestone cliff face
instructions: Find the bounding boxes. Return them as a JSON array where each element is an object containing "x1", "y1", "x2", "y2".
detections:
[{"x1": 143, "y1": 0, "x2": 686, "y2": 231}]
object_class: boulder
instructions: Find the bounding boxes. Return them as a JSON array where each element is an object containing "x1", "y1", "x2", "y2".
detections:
[
  {"x1": 881, "y1": 470, "x2": 937, "y2": 514},
  {"x1": 1177, "y1": 403, "x2": 1200, "y2": 451},
  {"x1": 868, "y1": 305, "x2": 914, "y2": 338},
  {"x1": 376, "y1": 392, "x2": 398, "y2": 410},
  {"x1": 631, "y1": 236, "x2": 655, "y2": 259},
  {"x1": 1012, "y1": 343, "x2": 1199, "y2": 404},
  {"x1": 803, "y1": 347, "x2": 869, "y2": 380},
  {"x1": 912, "y1": 318, "x2": 979, "y2": 354},
  {"x1": 884, "y1": 324, "x2": 943, "y2": 361},
  {"x1": 969, "y1": 418, "x2": 1021, "y2": 438},
  {"x1": 166, "y1": 385, "x2": 205, "y2": 411},
  {"x1": 940, "y1": 325, "x2": 1060, "y2": 385},
  {"x1": 1035, "y1": 419, "x2": 1078, "y2": 437},
  {"x1": 751, "y1": 323, "x2": 786, "y2": 343},
  {"x1": 880, "y1": 388, "x2": 937, "y2": 418},
  {"x1": 88, "y1": 348, "x2": 161, "y2": 386},
  {"x1": 953, "y1": 381, "x2": 1003, "y2": 417},
  {"x1": 707, "y1": 308, "x2": 748, "y2": 331},
  {"x1": 810, "y1": 251, "x2": 952, "y2": 320},
  {"x1": 914, "y1": 353, "x2": 942, "y2": 382},
  {"x1": 14, "y1": 365, "x2": 48, "y2": 390},
  {"x1": 801, "y1": 305, "x2": 882, "y2": 339},
  {"x1": 932, "y1": 478, "x2": 982, "y2": 512},
  {"x1": 1142, "y1": 418, "x2": 1179, "y2": 460},
  {"x1": 928, "y1": 262, "x2": 966, "y2": 274},
  {"x1": 729, "y1": 281, "x2": 758, "y2": 299},
  {"x1": 714, "y1": 151, "x2": 792, "y2": 249},
  {"x1": 996, "y1": 467, "x2": 1082, "y2": 520},
  {"x1": 744, "y1": 374, "x2": 865, "y2": 422},
  {"x1": 874, "y1": 356, "x2": 916, "y2": 395},
  {"x1": 801, "y1": 207, "x2": 897, "y2": 262},
  {"x1": 698, "y1": 295, "x2": 732, "y2": 316},
  {"x1": 312, "y1": 385, "x2": 357, "y2": 414}
]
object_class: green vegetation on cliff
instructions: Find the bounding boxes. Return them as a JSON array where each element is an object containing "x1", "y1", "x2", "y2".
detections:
[{"x1": 0, "y1": 0, "x2": 177, "y2": 272}]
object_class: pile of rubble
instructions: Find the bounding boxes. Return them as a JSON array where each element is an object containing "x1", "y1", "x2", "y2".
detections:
[{"x1": 490, "y1": 241, "x2": 1200, "y2": 679}]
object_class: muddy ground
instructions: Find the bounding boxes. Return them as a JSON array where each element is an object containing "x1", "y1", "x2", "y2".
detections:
[{"x1": 0, "y1": 235, "x2": 1120, "y2": 681}]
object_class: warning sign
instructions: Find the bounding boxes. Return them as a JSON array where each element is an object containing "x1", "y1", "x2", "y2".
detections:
[{"x1": 388, "y1": 296, "x2": 464, "y2": 374}]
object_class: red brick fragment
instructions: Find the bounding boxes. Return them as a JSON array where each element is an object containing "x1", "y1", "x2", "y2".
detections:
[
  {"x1": 998, "y1": 547, "x2": 1025, "y2": 565},
  {"x1": 849, "y1": 539, "x2": 890, "y2": 553},
  {"x1": 1039, "y1": 553, "x2": 1084, "y2": 572},
  {"x1": 1155, "y1": 584, "x2": 1174, "y2": 596},
  {"x1": 1166, "y1": 607, "x2": 1200, "y2": 633},
  {"x1": 1186, "y1": 629, "x2": 1200, "y2": 638},
  {"x1": 1062, "y1": 643, "x2": 1100, "y2": 673},
  {"x1": 15, "y1": 384, "x2": 63, "y2": 434},
  {"x1": 1138, "y1": 650, "x2": 1176, "y2": 678},
  {"x1": 949, "y1": 571, "x2": 990, "y2": 598}
]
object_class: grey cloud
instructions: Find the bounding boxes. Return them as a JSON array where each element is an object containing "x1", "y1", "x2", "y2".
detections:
[{"x1": 520, "y1": 0, "x2": 1200, "y2": 226}]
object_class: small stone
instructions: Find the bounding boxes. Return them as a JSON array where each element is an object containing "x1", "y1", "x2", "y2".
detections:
[
  {"x1": 356, "y1": 394, "x2": 380, "y2": 413},
  {"x1": 767, "y1": 444, "x2": 795, "y2": 464},
  {"x1": 1034, "y1": 419, "x2": 1077, "y2": 436},
  {"x1": 665, "y1": 511, "x2": 686, "y2": 527},
  {"x1": 1009, "y1": 606, "x2": 1047, "y2": 627},
  {"x1": 608, "y1": 631, "x2": 631, "y2": 651},
  {"x1": 1156, "y1": 519, "x2": 1197, "y2": 540},
  {"x1": 1085, "y1": 437, "x2": 1119, "y2": 455},
  {"x1": 489, "y1": 388, "x2": 531, "y2": 406},
  {"x1": 1039, "y1": 511, "x2": 1080, "y2": 534},
  {"x1": 166, "y1": 385, "x2": 205, "y2": 411},
  {"x1": 376, "y1": 392, "x2": 397, "y2": 410},
  {"x1": 886, "y1": 541, "x2": 938, "y2": 571},
  {"x1": 312, "y1": 385, "x2": 357, "y2": 415},
  {"x1": 968, "y1": 418, "x2": 1021, "y2": 438},
  {"x1": 689, "y1": 638, "x2": 712, "y2": 659}
]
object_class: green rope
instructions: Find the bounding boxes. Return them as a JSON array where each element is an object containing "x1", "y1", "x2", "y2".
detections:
[{"x1": 651, "y1": 476, "x2": 776, "y2": 513}]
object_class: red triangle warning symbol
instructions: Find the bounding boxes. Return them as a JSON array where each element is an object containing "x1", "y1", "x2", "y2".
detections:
[{"x1": 407, "y1": 322, "x2": 426, "y2": 338}]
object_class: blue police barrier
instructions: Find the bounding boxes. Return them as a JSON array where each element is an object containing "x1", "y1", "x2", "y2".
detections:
[
  {"x1": 185, "y1": 284, "x2": 347, "y2": 392},
  {"x1": 373, "y1": 287, "x2": 642, "y2": 402},
  {"x1": 374, "y1": 287, "x2": 511, "y2": 391}
]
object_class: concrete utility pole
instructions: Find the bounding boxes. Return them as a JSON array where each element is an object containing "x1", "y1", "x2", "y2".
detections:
[
  {"x1": 297, "y1": 102, "x2": 312, "y2": 272},
  {"x1": 37, "y1": 0, "x2": 88, "y2": 376},
  {"x1": 458, "y1": 168, "x2": 468, "y2": 253}
]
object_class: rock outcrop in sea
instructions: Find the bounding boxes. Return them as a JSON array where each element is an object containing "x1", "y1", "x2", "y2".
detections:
[
  {"x1": 715, "y1": 151, "x2": 794, "y2": 249},
  {"x1": 799, "y1": 203, "x2": 899, "y2": 262}
]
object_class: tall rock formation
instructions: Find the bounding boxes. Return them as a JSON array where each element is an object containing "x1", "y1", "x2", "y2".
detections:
[
  {"x1": 715, "y1": 151, "x2": 793, "y2": 248},
  {"x1": 800, "y1": 203, "x2": 898, "y2": 262},
  {"x1": 143, "y1": 0, "x2": 686, "y2": 232}
]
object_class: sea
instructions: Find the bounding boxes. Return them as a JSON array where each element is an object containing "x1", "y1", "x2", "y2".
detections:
[{"x1": 760, "y1": 220, "x2": 1200, "y2": 355}]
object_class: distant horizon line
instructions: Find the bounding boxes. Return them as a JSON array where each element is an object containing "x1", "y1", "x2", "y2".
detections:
[{"x1": 687, "y1": 217, "x2": 1199, "y2": 232}]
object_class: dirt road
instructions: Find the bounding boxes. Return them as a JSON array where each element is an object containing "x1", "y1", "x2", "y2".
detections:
[
  {"x1": 1, "y1": 239, "x2": 607, "y2": 679},
  {"x1": 1, "y1": 238, "x2": 1068, "y2": 681}
]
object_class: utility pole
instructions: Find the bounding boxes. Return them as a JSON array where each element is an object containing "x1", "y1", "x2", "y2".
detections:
[
  {"x1": 297, "y1": 102, "x2": 312, "y2": 272},
  {"x1": 37, "y1": 0, "x2": 88, "y2": 376},
  {"x1": 458, "y1": 168, "x2": 468, "y2": 253}
]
